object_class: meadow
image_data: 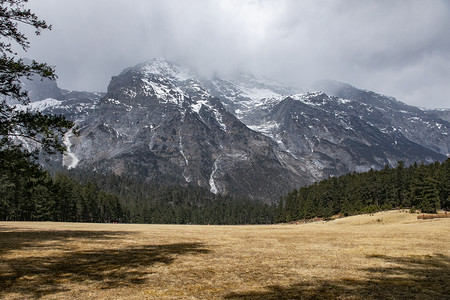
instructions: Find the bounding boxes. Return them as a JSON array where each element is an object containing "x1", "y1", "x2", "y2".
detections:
[{"x1": 1, "y1": 210, "x2": 449, "y2": 299}]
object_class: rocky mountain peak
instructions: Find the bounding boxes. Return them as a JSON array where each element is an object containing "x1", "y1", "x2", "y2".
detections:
[
  {"x1": 19, "y1": 58, "x2": 449, "y2": 202},
  {"x1": 127, "y1": 57, "x2": 198, "y2": 83}
]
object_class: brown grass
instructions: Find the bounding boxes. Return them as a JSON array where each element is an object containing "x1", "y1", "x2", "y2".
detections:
[{"x1": 0, "y1": 210, "x2": 449, "y2": 299}]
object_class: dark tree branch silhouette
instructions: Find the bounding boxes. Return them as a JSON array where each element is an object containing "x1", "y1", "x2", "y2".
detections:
[{"x1": 0, "y1": 0, "x2": 74, "y2": 157}]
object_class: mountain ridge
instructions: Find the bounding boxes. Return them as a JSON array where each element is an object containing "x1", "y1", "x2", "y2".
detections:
[{"x1": 20, "y1": 58, "x2": 449, "y2": 202}]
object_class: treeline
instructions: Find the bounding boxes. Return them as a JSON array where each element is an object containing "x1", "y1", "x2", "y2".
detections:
[
  {"x1": 62, "y1": 170, "x2": 275, "y2": 225},
  {"x1": 0, "y1": 150, "x2": 125, "y2": 222},
  {"x1": 122, "y1": 189, "x2": 274, "y2": 225},
  {"x1": 0, "y1": 153, "x2": 275, "y2": 224},
  {"x1": 4, "y1": 149, "x2": 448, "y2": 225},
  {"x1": 276, "y1": 159, "x2": 450, "y2": 223}
]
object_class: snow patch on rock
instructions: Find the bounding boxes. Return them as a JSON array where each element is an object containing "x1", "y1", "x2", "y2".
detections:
[
  {"x1": 15, "y1": 98, "x2": 62, "y2": 111},
  {"x1": 62, "y1": 131, "x2": 79, "y2": 169},
  {"x1": 209, "y1": 155, "x2": 221, "y2": 194}
]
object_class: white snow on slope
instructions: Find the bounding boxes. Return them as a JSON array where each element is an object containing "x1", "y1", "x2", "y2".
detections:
[
  {"x1": 141, "y1": 78, "x2": 187, "y2": 106},
  {"x1": 139, "y1": 57, "x2": 196, "y2": 82},
  {"x1": 213, "y1": 109, "x2": 226, "y2": 131},
  {"x1": 62, "y1": 131, "x2": 79, "y2": 169},
  {"x1": 209, "y1": 155, "x2": 221, "y2": 194},
  {"x1": 178, "y1": 128, "x2": 191, "y2": 183},
  {"x1": 248, "y1": 121, "x2": 280, "y2": 136},
  {"x1": 137, "y1": 61, "x2": 229, "y2": 132},
  {"x1": 191, "y1": 99, "x2": 209, "y2": 114},
  {"x1": 239, "y1": 86, "x2": 281, "y2": 102},
  {"x1": 290, "y1": 92, "x2": 327, "y2": 105},
  {"x1": 15, "y1": 98, "x2": 62, "y2": 111},
  {"x1": 190, "y1": 99, "x2": 227, "y2": 131},
  {"x1": 209, "y1": 76, "x2": 293, "y2": 113}
]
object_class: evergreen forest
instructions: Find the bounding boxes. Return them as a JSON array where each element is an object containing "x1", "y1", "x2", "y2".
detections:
[
  {"x1": 0, "y1": 157, "x2": 275, "y2": 224},
  {"x1": 2, "y1": 158, "x2": 448, "y2": 225},
  {"x1": 276, "y1": 159, "x2": 450, "y2": 223}
]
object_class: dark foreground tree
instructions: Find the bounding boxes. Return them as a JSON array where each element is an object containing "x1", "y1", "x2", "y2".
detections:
[
  {"x1": 0, "y1": 0, "x2": 74, "y2": 162},
  {"x1": 0, "y1": 0, "x2": 74, "y2": 219}
]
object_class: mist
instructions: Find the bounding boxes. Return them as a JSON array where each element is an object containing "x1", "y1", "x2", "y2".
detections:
[{"x1": 20, "y1": 0, "x2": 450, "y2": 108}]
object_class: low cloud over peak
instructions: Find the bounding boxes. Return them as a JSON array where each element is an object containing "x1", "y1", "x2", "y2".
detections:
[{"x1": 20, "y1": 0, "x2": 450, "y2": 108}]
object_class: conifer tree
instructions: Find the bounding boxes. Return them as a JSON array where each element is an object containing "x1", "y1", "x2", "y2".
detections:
[
  {"x1": 0, "y1": 0, "x2": 74, "y2": 163},
  {"x1": 277, "y1": 159, "x2": 449, "y2": 223},
  {"x1": 420, "y1": 177, "x2": 440, "y2": 213}
]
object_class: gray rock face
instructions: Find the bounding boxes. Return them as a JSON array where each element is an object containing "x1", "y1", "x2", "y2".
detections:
[
  {"x1": 63, "y1": 58, "x2": 312, "y2": 202},
  {"x1": 244, "y1": 92, "x2": 446, "y2": 178},
  {"x1": 21, "y1": 76, "x2": 64, "y2": 102},
  {"x1": 205, "y1": 76, "x2": 447, "y2": 179},
  {"x1": 423, "y1": 108, "x2": 450, "y2": 123},
  {"x1": 313, "y1": 80, "x2": 450, "y2": 157},
  {"x1": 23, "y1": 58, "x2": 449, "y2": 202}
]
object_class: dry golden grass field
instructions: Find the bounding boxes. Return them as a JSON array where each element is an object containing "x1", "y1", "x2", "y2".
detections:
[{"x1": 1, "y1": 210, "x2": 449, "y2": 299}]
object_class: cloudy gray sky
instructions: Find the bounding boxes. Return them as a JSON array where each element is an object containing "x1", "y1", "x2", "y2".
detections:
[{"x1": 19, "y1": 0, "x2": 450, "y2": 108}]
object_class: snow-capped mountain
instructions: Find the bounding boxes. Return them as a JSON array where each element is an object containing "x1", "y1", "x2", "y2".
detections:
[
  {"x1": 202, "y1": 76, "x2": 448, "y2": 177},
  {"x1": 313, "y1": 80, "x2": 450, "y2": 157},
  {"x1": 242, "y1": 91, "x2": 446, "y2": 177},
  {"x1": 23, "y1": 58, "x2": 449, "y2": 202},
  {"x1": 58, "y1": 58, "x2": 312, "y2": 201},
  {"x1": 205, "y1": 73, "x2": 300, "y2": 125}
]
